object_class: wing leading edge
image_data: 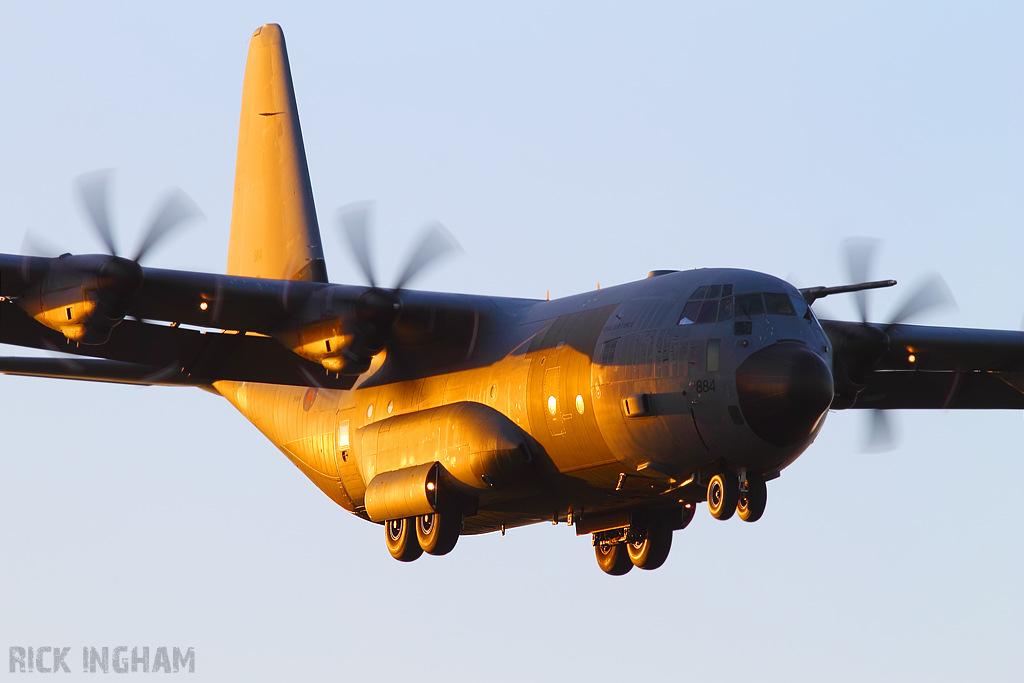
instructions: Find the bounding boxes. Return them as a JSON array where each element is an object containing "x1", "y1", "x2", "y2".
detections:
[{"x1": 821, "y1": 319, "x2": 1024, "y2": 410}]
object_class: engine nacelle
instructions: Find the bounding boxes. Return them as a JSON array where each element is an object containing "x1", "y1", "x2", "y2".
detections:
[
  {"x1": 274, "y1": 286, "x2": 399, "y2": 375},
  {"x1": 16, "y1": 254, "x2": 142, "y2": 344}
]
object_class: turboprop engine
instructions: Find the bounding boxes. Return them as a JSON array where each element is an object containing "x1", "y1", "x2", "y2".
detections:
[
  {"x1": 273, "y1": 285, "x2": 402, "y2": 376},
  {"x1": 274, "y1": 203, "x2": 461, "y2": 376},
  {"x1": 16, "y1": 254, "x2": 143, "y2": 344},
  {"x1": 12, "y1": 170, "x2": 201, "y2": 345}
]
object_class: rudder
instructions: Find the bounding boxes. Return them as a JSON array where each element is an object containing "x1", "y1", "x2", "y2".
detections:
[{"x1": 226, "y1": 24, "x2": 328, "y2": 282}]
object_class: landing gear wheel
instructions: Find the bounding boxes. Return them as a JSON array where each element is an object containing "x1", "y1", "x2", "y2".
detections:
[
  {"x1": 707, "y1": 472, "x2": 738, "y2": 520},
  {"x1": 626, "y1": 515, "x2": 673, "y2": 570},
  {"x1": 416, "y1": 512, "x2": 461, "y2": 556},
  {"x1": 595, "y1": 541, "x2": 632, "y2": 576},
  {"x1": 737, "y1": 473, "x2": 767, "y2": 522},
  {"x1": 385, "y1": 517, "x2": 423, "y2": 562}
]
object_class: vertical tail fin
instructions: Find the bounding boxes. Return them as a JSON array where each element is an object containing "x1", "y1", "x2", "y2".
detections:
[{"x1": 226, "y1": 24, "x2": 328, "y2": 282}]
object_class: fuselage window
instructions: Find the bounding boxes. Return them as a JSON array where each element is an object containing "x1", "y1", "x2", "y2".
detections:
[
  {"x1": 601, "y1": 338, "x2": 619, "y2": 363},
  {"x1": 764, "y1": 292, "x2": 797, "y2": 316}
]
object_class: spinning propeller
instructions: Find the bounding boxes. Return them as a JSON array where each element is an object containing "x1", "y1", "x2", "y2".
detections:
[
  {"x1": 76, "y1": 169, "x2": 202, "y2": 266},
  {"x1": 832, "y1": 238, "x2": 957, "y2": 451},
  {"x1": 327, "y1": 203, "x2": 460, "y2": 372},
  {"x1": 14, "y1": 170, "x2": 202, "y2": 345}
]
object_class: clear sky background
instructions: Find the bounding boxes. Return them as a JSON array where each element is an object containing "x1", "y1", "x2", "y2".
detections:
[{"x1": 1, "y1": 3, "x2": 1021, "y2": 681}]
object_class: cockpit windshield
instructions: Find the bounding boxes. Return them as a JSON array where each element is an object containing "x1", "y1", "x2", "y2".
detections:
[{"x1": 678, "y1": 286, "x2": 808, "y2": 325}]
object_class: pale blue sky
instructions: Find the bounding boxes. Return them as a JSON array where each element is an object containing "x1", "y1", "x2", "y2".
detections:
[{"x1": 1, "y1": 3, "x2": 1021, "y2": 681}]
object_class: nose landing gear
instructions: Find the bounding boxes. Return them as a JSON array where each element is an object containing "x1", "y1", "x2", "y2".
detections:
[
  {"x1": 737, "y1": 473, "x2": 767, "y2": 522},
  {"x1": 707, "y1": 470, "x2": 769, "y2": 522},
  {"x1": 707, "y1": 472, "x2": 738, "y2": 520}
]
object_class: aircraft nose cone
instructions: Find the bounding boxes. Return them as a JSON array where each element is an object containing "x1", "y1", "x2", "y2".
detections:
[{"x1": 736, "y1": 342, "x2": 834, "y2": 448}]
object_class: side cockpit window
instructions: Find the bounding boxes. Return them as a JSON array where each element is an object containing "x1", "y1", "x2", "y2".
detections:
[{"x1": 763, "y1": 293, "x2": 797, "y2": 316}]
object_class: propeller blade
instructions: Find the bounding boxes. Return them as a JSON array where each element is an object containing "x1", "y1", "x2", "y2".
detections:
[
  {"x1": 863, "y1": 409, "x2": 897, "y2": 453},
  {"x1": 393, "y1": 222, "x2": 461, "y2": 291},
  {"x1": 844, "y1": 238, "x2": 880, "y2": 323},
  {"x1": 76, "y1": 169, "x2": 118, "y2": 256},
  {"x1": 885, "y1": 273, "x2": 957, "y2": 328},
  {"x1": 20, "y1": 230, "x2": 61, "y2": 258},
  {"x1": 132, "y1": 189, "x2": 202, "y2": 263},
  {"x1": 338, "y1": 202, "x2": 377, "y2": 288}
]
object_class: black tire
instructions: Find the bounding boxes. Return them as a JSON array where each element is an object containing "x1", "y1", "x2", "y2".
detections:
[
  {"x1": 737, "y1": 473, "x2": 768, "y2": 522},
  {"x1": 670, "y1": 503, "x2": 696, "y2": 531},
  {"x1": 416, "y1": 512, "x2": 461, "y2": 556},
  {"x1": 385, "y1": 518, "x2": 423, "y2": 562},
  {"x1": 595, "y1": 541, "x2": 632, "y2": 576},
  {"x1": 707, "y1": 472, "x2": 738, "y2": 520},
  {"x1": 626, "y1": 516, "x2": 673, "y2": 570}
]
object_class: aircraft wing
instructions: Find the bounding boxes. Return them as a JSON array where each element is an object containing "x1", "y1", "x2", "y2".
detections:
[
  {"x1": 821, "y1": 320, "x2": 1024, "y2": 410},
  {"x1": 1, "y1": 254, "x2": 498, "y2": 386},
  {"x1": 0, "y1": 299, "x2": 356, "y2": 389}
]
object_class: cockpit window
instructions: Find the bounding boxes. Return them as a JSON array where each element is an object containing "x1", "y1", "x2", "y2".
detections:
[
  {"x1": 734, "y1": 293, "x2": 764, "y2": 317},
  {"x1": 679, "y1": 283, "x2": 736, "y2": 325},
  {"x1": 717, "y1": 296, "x2": 734, "y2": 322},
  {"x1": 678, "y1": 301, "x2": 701, "y2": 325},
  {"x1": 763, "y1": 292, "x2": 797, "y2": 316},
  {"x1": 697, "y1": 300, "x2": 719, "y2": 324}
]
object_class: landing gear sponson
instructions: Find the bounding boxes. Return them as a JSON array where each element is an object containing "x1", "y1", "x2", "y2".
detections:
[{"x1": 385, "y1": 470, "x2": 768, "y2": 573}]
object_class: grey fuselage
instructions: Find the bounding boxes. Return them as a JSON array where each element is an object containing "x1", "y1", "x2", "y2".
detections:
[{"x1": 215, "y1": 268, "x2": 833, "y2": 534}]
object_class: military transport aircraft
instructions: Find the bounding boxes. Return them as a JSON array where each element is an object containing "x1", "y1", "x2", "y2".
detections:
[{"x1": 2, "y1": 24, "x2": 1021, "y2": 575}]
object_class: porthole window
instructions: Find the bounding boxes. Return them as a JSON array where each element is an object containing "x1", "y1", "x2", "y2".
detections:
[
  {"x1": 489, "y1": 385, "x2": 496, "y2": 399},
  {"x1": 575, "y1": 395, "x2": 585, "y2": 414},
  {"x1": 387, "y1": 400, "x2": 394, "y2": 415},
  {"x1": 366, "y1": 404, "x2": 374, "y2": 419},
  {"x1": 547, "y1": 395, "x2": 557, "y2": 416}
]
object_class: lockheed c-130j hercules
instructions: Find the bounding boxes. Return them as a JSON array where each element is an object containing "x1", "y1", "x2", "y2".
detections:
[{"x1": 2, "y1": 25, "x2": 1022, "y2": 575}]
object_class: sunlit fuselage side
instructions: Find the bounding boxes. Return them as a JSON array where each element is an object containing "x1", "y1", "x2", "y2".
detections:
[{"x1": 216, "y1": 268, "x2": 835, "y2": 533}]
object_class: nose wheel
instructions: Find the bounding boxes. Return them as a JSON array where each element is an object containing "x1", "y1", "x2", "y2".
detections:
[
  {"x1": 737, "y1": 473, "x2": 767, "y2": 522},
  {"x1": 707, "y1": 472, "x2": 738, "y2": 520}
]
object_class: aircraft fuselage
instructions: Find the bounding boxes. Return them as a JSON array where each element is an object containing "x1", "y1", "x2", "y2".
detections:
[{"x1": 215, "y1": 267, "x2": 834, "y2": 534}]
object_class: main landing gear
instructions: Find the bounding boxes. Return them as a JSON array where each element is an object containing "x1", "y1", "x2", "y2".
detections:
[
  {"x1": 385, "y1": 512, "x2": 462, "y2": 562},
  {"x1": 593, "y1": 505, "x2": 695, "y2": 575},
  {"x1": 708, "y1": 470, "x2": 768, "y2": 523}
]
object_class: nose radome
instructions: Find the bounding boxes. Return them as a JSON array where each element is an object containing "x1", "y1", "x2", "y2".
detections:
[{"x1": 735, "y1": 342, "x2": 834, "y2": 448}]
